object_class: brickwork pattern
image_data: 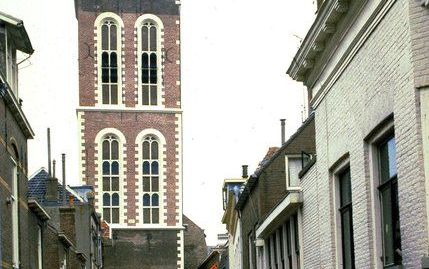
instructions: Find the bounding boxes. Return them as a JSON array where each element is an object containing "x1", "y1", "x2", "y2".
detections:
[
  {"x1": 75, "y1": 1, "x2": 183, "y2": 267},
  {"x1": 301, "y1": 0, "x2": 429, "y2": 268},
  {"x1": 103, "y1": 229, "x2": 180, "y2": 269},
  {"x1": 0, "y1": 97, "x2": 33, "y2": 269},
  {"x1": 409, "y1": 0, "x2": 429, "y2": 88}
]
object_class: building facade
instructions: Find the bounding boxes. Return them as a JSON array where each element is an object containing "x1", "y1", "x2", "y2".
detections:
[
  {"x1": 221, "y1": 169, "x2": 248, "y2": 269},
  {"x1": 0, "y1": 11, "x2": 36, "y2": 269},
  {"x1": 235, "y1": 116, "x2": 316, "y2": 269},
  {"x1": 74, "y1": 0, "x2": 184, "y2": 268},
  {"x1": 287, "y1": 0, "x2": 429, "y2": 268}
]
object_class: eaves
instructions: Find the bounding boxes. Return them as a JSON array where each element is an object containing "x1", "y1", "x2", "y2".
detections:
[
  {"x1": 287, "y1": 0, "x2": 368, "y2": 86},
  {"x1": 0, "y1": 72, "x2": 35, "y2": 139}
]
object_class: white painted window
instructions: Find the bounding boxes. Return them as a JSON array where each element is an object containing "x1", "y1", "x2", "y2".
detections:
[
  {"x1": 61, "y1": 248, "x2": 67, "y2": 269},
  {"x1": 142, "y1": 135, "x2": 160, "y2": 224},
  {"x1": 97, "y1": 16, "x2": 121, "y2": 105},
  {"x1": 11, "y1": 153, "x2": 19, "y2": 269},
  {"x1": 286, "y1": 156, "x2": 302, "y2": 190},
  {"x1": 264, "y1": 214, "x2": 301, "y2": 269},
  {"x1": 37, "y1": 225, "x2": 43, "y2": 269},
  {"x1": 101, "y1": 135, "x2": 120, "y2": 224},
  {"x1": 136, "y1": 16, "x2": 163, "y2": 106}
]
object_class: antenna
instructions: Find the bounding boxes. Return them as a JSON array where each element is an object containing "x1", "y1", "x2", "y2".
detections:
[{"x1": 47, "y1": 128, "x2": 52, "y2": 176}]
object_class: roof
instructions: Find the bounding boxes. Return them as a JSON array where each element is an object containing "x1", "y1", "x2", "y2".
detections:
[
  {"x1": 28, "y1": 168, "x2": 85, "y2": 205},
  {"x1": 236, "y1": 113, "x2": 315, "y2": 210},
  {"x1": 0, "y1": 71, "x2": 34, "y2": 139},
  {"x1": 0, "y1": 11, "x2": 34, "y2": 54}
]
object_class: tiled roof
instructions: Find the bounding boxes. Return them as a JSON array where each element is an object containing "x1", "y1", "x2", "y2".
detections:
[
  {"x1": 236, "y1": 113, "x2": 316, "y2": 210},
  {"x1": 28, "y1": 168, "x2": 86, "y2": 205}
]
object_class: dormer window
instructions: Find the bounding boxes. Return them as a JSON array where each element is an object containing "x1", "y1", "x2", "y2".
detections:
[{"x1": 285, "y1": 155, "x2": 302, "y2": 190}]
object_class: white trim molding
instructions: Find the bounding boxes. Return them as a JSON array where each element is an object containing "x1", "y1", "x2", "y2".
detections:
[
  {"x1": 94, "y1": 128, "x2": 127, "y2": 225},
  {"x1": 135, "y1": 14, "x2": 165, "y2": 108},
  {"x1": 135, "y1": 128, "x2": 167, "y2": 226},
  {"x1": 77, "y1": 111, "x2": 86, "y2": 184},
  {"x1": 256, "y1": 192, "x2": 303, "y2": 239},
  {"x1": 94, "y1": 12, "x2": 125, "y2": 106}
]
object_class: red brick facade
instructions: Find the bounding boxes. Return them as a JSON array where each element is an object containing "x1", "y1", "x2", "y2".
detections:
[{"x1": 75, "y1": 0, "x2": 184, "y2": 267}]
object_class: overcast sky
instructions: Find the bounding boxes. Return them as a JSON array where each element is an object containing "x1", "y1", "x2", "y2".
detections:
[{"x1": 0, "y1": 0, "x2": 315, "y2": 245}]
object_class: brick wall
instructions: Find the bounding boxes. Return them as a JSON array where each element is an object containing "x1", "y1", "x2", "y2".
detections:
[
  {"x1": 409, "y1": 0, "x2": 429, "y2": 89},
  {"x1": 300, "y1": 0, "x2": 429, "y2": 267},
  {"x1": 300, "y1": 164, "x2": 320, "y2": 267},
  {"x1": 183, "y1": 215, "x2": 207, "y2": 269},
  {"x1": 103, "y1": 229, "x2": 180, "y2": 269},
  {"x1": 75, "y1": 0, "x2": 183, "y2": 229},
  {"x1": 0, "y1": 92, "x2": 31, "y2": 268}
]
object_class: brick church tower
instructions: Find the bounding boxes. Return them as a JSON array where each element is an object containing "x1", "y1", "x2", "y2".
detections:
[{"x1": 74, "y1": 1, "x2": 184, "y2": 268}]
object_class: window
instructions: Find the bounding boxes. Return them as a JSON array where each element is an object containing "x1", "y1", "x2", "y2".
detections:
[
  {"x1": 377, "y1": 136, "x2": 401, "y2": 267},
  {"x1": 293, "y1": 214, "x2": 301, "y2": 269},
  {"x1": 338, "y1": 168, "x2": 355, "y2": 269},
  {"x1": 102, "y1": 135, "x2": 120, "y2": 224},
  {"x1": 286, "y1": 221, "x2": 292, "y2": 269},
  {"x1": 248, "y1": 232, "x2": 256, "y2": 269},
  {"x1": 99, "y1": 19, "x2": 120, "y2": 105},
  {"x1": 142, "y1": 135, "x2": 160, "y2": 224},
  {"x1": 11, "y1": 147, "x2": 19, "y2": 269},
  {"x1": 278, "y1": 228, "x2": 284, "y2": 269},
  {"x1": 286, "y1": 156, "x2": 302, "y2": 190},
  {"x1": 277, "y1": 214, "x2": 301, "y2": 269},
  {"x1": 138, "y1": 20, "x2": 160, "y2": 106},
  {"x1": 61, "y1": 248, "x2": 68, "y2": 269},
  {"x1": 37, "y1": 225, "x2": 43, "y2": 269}
]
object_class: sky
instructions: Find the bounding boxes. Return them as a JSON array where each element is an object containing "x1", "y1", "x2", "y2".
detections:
[{"x1": 0, "y1": 0, "x2": 315, "y2": 245}]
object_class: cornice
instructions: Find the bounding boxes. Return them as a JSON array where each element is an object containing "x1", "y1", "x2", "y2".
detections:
[
  {"x1": 77, "y1": 106, "x2": 183, "y2": 114},
  {"x1": 0, "y1": 74, "x2": 35, "y2": 139},
  {"x1": 287, "y1": 0, "x2": 350, "y2": 82}
]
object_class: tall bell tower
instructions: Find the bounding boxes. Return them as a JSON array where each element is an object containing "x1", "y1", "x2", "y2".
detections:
[{"x1": 74, "y1": 0, "x2": 183, "y2": 268}]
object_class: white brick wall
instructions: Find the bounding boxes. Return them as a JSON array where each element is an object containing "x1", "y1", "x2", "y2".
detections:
[{"x1": 300, "y1": 0, "x2": 429, "y2": 268}]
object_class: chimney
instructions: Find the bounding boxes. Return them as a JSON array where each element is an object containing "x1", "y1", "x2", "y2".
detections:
[
  {"x1": 45, "y1": 175, "x2": 59, "y2": 203},
  {"x1": 62, "y1": 154, "x2": 67, "y2": 205},
  {"x1": 242, "y1": 165, "x2": 248, "y2": 179},
  {"x1": 281, "y1": 119, "x2": 286, "y2": 145},
  {"x1": 69, "y1": 194, "x2": 74, "y2": 206},
  {"x1": 47, "y1": 128, "x2": 52, "y2": 176},
  {"x1": 53, "y1": 159, "x2": 56, "y2": 178},
  {"x1": 87, "y1": 191, "x2": 95, "y2": 207}
]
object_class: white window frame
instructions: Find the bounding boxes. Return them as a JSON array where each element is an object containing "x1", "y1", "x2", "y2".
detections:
[
  {"x1": 136, "y1": 129, "x2": 166, "y2": 227},
  {"x1": 141, "y1": 135, "x2": 161, "y2": 224},
  {"x1": 101, "y1": 135, "x2": 121, "y2": 224},
  {"x1": 95, "y1": 12, "x2": 124, "y2": 107},
  {"x1": 11, "y1": 156, "x2": 19, "y2": 269},
  {"x1": 135, "y1": 14, "x2": 164, "y2": 108},
  {"x1": 37, "y1": 225, "x2": 43, "y2": 269},
  {"x1": 285, "y1": 154, "x2": 302, "y2": 191},
  {"x1": 331, "y1": 156, "x2": 352, "y2": 269},
  {"x1": 95, "y1": 128, "x2": 126, "y2": 227},
  {"x1": 367, "y1": 121, "x2": 395, "y2": 269}
]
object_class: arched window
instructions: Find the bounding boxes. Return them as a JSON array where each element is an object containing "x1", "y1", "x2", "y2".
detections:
[
  {"x1": 10, "y1": 142, "x2": 19, "y2": 268},
  {"x1": 138, "y1": 19, "x2": 161, "y2": 106},
  {"x1": 101, "y1": 135, "x2": 120, "y2": 223},
  {"x1": 142, "y1": 135, "x2": 160, "y2": 224},
  {"x1": 99, "y1": 18, "x2": 120, "y2": 105}
]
